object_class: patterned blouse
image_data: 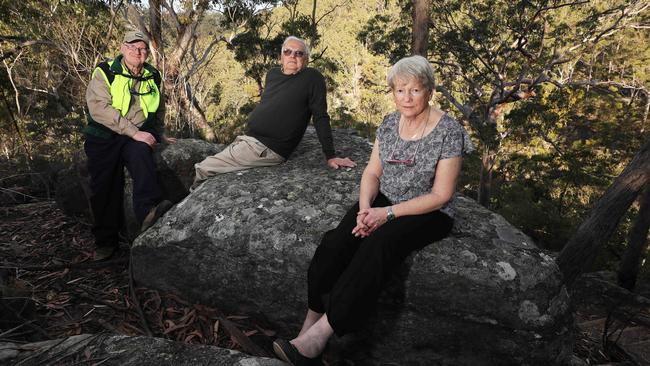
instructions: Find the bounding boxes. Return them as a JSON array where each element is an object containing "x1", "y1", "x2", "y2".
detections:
[{"x1": 377, "y1": 111, "x2": 474, "y2": 217}]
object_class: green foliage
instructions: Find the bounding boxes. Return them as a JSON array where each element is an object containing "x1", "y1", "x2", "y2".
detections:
[
  {"x1": 0, "y1": 0, "x2": 115, "y2": 164},
  {"x1": 227, "y1": 11, "x2": 285, "y2": 90},
  {"x1": 358, "y1": 14, "x2": 410, "y2": 63},
  {"x1": 495, "y1": 84, "x2": 647, "y2": 251},
  {"x1": 2, "y1": 0, "x2": 649, "y2": 276},
  {"x1": 358, "y1": 0, "x2": 650, "y2": 265}
]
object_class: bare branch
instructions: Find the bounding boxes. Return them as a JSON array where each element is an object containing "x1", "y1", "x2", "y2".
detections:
[
  {"x1": 435, "y1": 84, "x2": 471, "y2": 119},
  {"x1": 315, "y1": 2, "x2": 345, "y2": 26},
  {"x1": 310, "y1": 45, "x2": 328, "y2": 62},
  {"x1": 161, "y1": 0, "x2": 182, "y2": 33},
  {"x1": 186, "y1": 37, "x2": 224, "y2": 79}
]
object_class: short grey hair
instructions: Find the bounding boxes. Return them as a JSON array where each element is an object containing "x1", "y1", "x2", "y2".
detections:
[
  {"x1": 387, "y1": 55, "x2": 435, "y2": 91},
  {"x1": 282, "y1": 36, "x2": 311, "y2": 58}
]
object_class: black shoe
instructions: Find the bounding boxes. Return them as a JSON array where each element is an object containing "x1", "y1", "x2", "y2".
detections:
[
  {"x1": 272, "y1": 339, "x2": 322, "y2": 366},
  {"x1": 140, "y1": 200, "x2": 173, "y2": 233}
]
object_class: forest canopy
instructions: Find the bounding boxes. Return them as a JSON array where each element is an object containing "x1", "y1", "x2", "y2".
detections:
[{"x1": 1, "y1": 0, "x2": 648, "y2": 282}]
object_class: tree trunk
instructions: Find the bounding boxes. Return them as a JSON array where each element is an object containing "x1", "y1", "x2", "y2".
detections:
[
  {"x1": 149, "y1": 0, "x2": 163, "y2": 67},
  {"x1": 154, "y1": 2, "x2": 215, "y2": 142},
  {"x1": 478, "y1": 148, "x2": 494, "y2": 207},
  {"x1": 164, "y1": 78, "x2": 216, "y2": 142},
  {"x1": 557, "y1": 137, "x2": 650, "y2": 286},
  {"x1": 1, "y1": 90, "x2": 32, "y2": 165},
  {"x1": 180, "y1": 83, "x2": 215, "y2": 142},
  {"x1": 617, "y1": 184, "x2": 650, "y2": 290},
  {"x1": 411, "y1": 0, "x2": 429, "y2": 56}
]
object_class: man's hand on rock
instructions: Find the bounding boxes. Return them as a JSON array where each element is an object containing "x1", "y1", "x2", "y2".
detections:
[
  {"x1": 327, "y1": 157, "x2": 356, "y2": 169},
  {"x1": 162, "y1": 135, "x2": 177, "y2": 144},
  {"x1": 133, "y1": 131, "x2": 156, "y2": 147}
]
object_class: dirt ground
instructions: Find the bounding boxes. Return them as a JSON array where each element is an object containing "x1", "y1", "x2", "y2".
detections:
[
  {"x1": 0, "y1": 201, "x2": 278, "y2": 357},
  {"x1": 1, "y1": 200, "x2": 649, "y2": 365}
]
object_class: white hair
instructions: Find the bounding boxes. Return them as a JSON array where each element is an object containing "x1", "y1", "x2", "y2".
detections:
[
  {"x1": 282, "y1": 36, "x2": 311, "y2": 58},
  {"x1": 387, "y1": 55, "x2": 436, "y2": 91}
]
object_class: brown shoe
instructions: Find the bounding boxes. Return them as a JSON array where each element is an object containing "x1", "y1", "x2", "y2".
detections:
[
  {"x1": 189, "y1": 178, "x2": 204, "y2": 192},
  {"x1": 93, "y1": 246, "x2": 117, "y2": 261},
  {"x1": 140, "y1": 200, "x2": 173, "y2": 233}
]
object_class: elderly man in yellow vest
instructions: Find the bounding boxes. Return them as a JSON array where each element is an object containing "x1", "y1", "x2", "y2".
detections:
[{"x1": 84, "y1": 30, "x2": 175, "y2": 260}]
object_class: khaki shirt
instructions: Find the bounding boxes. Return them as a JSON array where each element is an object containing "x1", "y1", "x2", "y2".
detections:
[{"x1": 85, "y1": 60, "x2": 166, "y2": 138}]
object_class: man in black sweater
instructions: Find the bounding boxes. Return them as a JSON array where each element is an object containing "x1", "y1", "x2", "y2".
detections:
[{"x1": 193, "y1": 36, "x2": 355, "y2": 188}]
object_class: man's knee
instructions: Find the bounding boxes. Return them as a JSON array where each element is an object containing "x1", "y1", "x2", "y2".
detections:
[{"x1": 126, "y1": 140, "x2": 153, "y2": 156}]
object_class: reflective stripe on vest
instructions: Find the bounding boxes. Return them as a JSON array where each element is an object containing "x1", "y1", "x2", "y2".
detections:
[{"x1": 92, "y1": 59, "x2": 160, "y2": 119}]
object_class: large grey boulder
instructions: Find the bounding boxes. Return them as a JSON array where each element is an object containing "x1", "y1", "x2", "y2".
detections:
[
  {"x1": 132, "y1": 128, "x2": 573, "y2": 365},
  {"x1": 55, "y1": 139, "x2": 222, "y2": 238},
  {"x1": 0, "y1": 334, "x2": 284, "y2": 366}
]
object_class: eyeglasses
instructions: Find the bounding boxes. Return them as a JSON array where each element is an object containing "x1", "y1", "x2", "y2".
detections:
[
  {"x1": 282, "y1": 48, "x2": 305, "y2": 58},
  {"x1": 386, "y1": 152, "x2": 416, "y2": 166},
  {"x1": 386, "y1": 118, "x2": 428, "y2": 166},
  {"x1": 124, "y1": 43, "x2": 149, "y2": 54},
  {"x1": 386, "y1": 144, "x2": 419, "y2": 166}
]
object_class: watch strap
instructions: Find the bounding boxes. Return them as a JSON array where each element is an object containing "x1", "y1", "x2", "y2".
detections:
[{"x1": 386, "y1": 206, "x2": 395, "y2": 221}]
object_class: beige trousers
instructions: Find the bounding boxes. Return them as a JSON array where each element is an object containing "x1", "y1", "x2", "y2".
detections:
[{"x1": 193, "y1": 135, "x2": 285, "y2": 184}]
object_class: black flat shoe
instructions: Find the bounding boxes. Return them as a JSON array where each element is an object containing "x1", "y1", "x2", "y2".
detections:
[{"x1": 272, "y1": 339, "x2": 322, "y2": 366}]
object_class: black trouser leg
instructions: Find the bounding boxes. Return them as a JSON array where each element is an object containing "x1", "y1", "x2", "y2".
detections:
[
  {"x1": 84, "y1": 135, "x2": 126, "y2": 248},
  {"x1": 307, "y1": 193, "x2": 454, "y2": 336},
  {"x1": 307, "y1": 194, "x2": 390, "y2": 312},
  {"x1": 122, "y1": 139, "x2": 161, "y2": 223}
]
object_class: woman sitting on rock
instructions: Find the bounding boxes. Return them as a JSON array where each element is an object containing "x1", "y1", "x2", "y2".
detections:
[{"x1": 273, "y1": 55, "x2": 474, "y2": 366}]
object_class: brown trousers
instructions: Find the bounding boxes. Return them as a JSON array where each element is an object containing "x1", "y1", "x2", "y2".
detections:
[{"x1": 193, "y1": 135, "x2": 285, "y2": 185}]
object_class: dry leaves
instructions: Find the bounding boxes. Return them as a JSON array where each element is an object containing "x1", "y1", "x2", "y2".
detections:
[{"x1": 1, "y1": 201, "x2": 276, "y2": 357}]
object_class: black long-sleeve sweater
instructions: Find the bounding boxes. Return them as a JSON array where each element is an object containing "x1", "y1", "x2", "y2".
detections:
[{"x1": 246, "y1": 67, "x2": 335, "y2": 160}]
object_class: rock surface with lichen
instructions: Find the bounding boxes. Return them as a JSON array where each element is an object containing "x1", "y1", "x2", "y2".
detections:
[
  {"x1": 132, "y1": 128, "x2": 573, "y2": 365},
  {"x1": 0, "y1": 334, "x2": 284, "y2": 366}
]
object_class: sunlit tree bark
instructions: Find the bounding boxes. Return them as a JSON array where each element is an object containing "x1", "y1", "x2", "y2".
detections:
[
  {"x1": 411, "y1": 0, "x2": 428, "y2": 56},
  {"x1": 558, "y1": 137, "x2": 650, "y2": 285},
  {"x1": 617, "y1": 184, "x2": 650, "y2": 290}
]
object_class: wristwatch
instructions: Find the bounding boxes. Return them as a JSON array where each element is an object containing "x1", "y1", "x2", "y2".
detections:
[{"x1": 386, "y1": 206, "x2": 395, "y2": 222}]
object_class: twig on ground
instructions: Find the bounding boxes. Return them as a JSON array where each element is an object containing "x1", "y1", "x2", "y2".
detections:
[
  {"x1": 128, "y1": 251, "x2": 152, "y2": 337},
  {"x1": 1, "y1": 258, "x2": 128, "y2": 272},
  {"x1": 218, "y1": 316, "x2": 270, "y2": 358},
  {"x1": 0, "y1": 320, "x2": 34, "y2": 338}
]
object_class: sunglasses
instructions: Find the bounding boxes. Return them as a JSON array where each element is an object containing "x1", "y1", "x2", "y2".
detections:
[
  {"x1": 128, "y1": 79, "x2": 155, "y2": 96},
  {"x1": 282, "y1": 48, "x2": 305, "y2": 58}
]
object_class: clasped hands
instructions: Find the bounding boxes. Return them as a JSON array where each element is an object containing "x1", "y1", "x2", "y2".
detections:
[{"x1": 352, "y1": 207, "x2": 388, "y2": 238}]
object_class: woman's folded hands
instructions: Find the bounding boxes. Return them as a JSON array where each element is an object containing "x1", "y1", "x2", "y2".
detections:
[{"x1": 352, "y1": 207, "x2": 389, "y2": 237}]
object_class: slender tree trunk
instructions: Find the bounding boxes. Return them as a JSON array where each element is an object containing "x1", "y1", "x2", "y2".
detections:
[
  {"x1": 149, "y1": 0, "x2": 163, "y2": 67},
  {"x1": 180, "y1": 81, "x2": 215, "y2": 141},
  {"x1": 618, "y1": 184, "x2": 650, "y2": 290},
  {"x1": 557, "y1": 137, "x2": 650, "y2": 286},
  {"x1": 154, "y1": 4, "x2": 215, "y2": 142},
  {"x1": 311, "y1": 0, "x2": 317, "y2": 39},
  {"x1": 164, "y1": 76, "x2": 216, "y2": 141},
  {"x1": 1, "y1": 90, "x2": 32, "y2": 165},
  {"x1": 478, "y1": 148, "x2": 494, "y2": 207},
  {"x1": 411, "y1": 0, "x2": 429, "y2": 56}
]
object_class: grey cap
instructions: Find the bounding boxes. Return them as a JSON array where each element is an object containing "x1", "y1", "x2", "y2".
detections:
[{"x1": 123, "y1": 30, "x2": 150, "y2": 45}]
